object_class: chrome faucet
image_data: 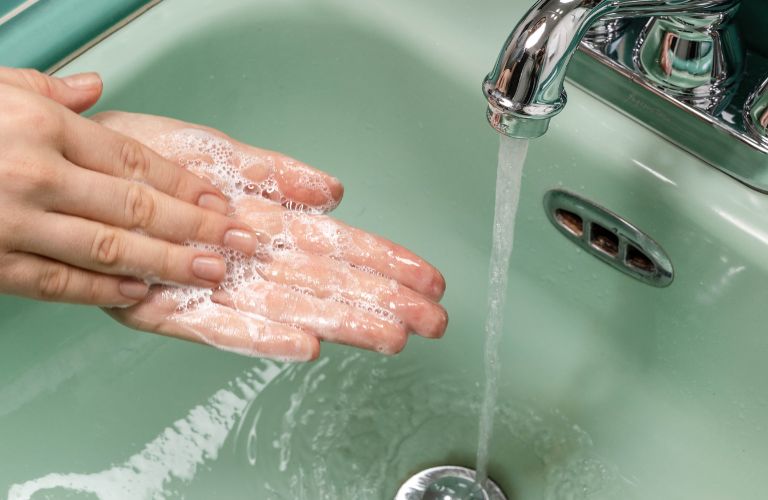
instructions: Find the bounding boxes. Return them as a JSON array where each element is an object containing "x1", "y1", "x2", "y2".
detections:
[{"x1": 483, "y1": 0, "x2": 742, "y2": 139}]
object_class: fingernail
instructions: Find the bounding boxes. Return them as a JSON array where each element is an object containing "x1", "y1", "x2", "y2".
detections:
[
  {"x1": 253, "y1": 230, "x2": 272, "y2": 244},
  {"x1": 224, "y1": 229, "x2": 257, "y2": 254},
  {"x1": 192, "y1": 256, "x2": 226, "y2": 282},
  {"x1": 118, "y1": 279, "x2": 149, "y2": 300},
  {"x1": 198, "y1": 193, "x2": 230, "y2": 214},
  {"x1": 61, "y1": 72, "x2": 102, "y2": 91}
]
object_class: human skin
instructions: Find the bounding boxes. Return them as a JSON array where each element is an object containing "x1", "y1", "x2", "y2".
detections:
[
  {"x1": 95, "y1": 112, "x2": 448, "y2": 360},
  {"x1": 0, "y1": 68, "x2": 262, "y2": 303},
  {"x1": 0, "y1": 68, "x2": 447, "y2": 360}
]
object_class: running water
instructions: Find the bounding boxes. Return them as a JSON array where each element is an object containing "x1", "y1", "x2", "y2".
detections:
[{"x1": 475, "y1": 135, "x2": 530, "y2": 486}]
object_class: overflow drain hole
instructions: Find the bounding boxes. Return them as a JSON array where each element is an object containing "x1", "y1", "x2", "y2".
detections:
[
  {"x1": 626, "y1": 244, "x2": 656, "y2": 274},
  {"x1": 555, "y1": 209, "x2": 584, "y2": 236},
  {"x1": 590, "y1": 223, "x2": 619, "y2": 257},
  {"x1": 544, "y1": 190, "x2": 674, "y2": 287}
]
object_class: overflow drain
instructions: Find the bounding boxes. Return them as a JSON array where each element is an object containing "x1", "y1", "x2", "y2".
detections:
[
  {"x1": 544, "y1": 190, "x2": 674, "y2": 287},
  {"x1": 395, "y1": 466, "x2": 507, "y2": 500}
]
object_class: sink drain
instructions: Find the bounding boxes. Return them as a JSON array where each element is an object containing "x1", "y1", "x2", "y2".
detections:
[{"x1": 395, "y1": 466, "x2": 507, "y2": 500}]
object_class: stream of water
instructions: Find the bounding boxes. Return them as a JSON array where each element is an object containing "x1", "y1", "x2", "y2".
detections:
[{"x1": 475, "y1": 135, "x2": 530, "y2": 487}]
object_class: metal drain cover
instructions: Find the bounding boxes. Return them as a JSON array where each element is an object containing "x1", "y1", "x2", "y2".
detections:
[{"x1": 395, "y1": 466, "x2": 507, "y2": 500}]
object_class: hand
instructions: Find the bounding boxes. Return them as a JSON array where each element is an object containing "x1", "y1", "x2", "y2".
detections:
[
  {"x1": 94, "y1": 112, "x2": 448, "y2": 361},
  {"x1": 0, "y1": 68, "x2": 269, "y2": 306}
]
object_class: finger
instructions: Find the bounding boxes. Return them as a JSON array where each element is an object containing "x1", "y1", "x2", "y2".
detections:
[
  {"x1": 238, "y1": 148, "x2": 344, "y2": 212},
  {"x1": 20, "y1": 213, "x2": 227, "y2": 287},
  {"x1": 0, "y1": 68, "x2": 102, "y2": 113},
  {"x1": 90, "y1": 112, "x2": 344, "y2": 213},
  {"x1": 220, "y1": 281, "x2": 409, "y2": 355},
  {"x1": 106, "y1": 292, "x2": 319, "y2": 361},
  {"x1": 59, "y1": 113, "x2": 231, "y2": 214},
  {"x1": 236, "y1": 198, "x2": 446, "y2": 300},
  {"x1": 257, "y1": 252, "x2": 448, "y2": 338},
  {"x1": 0, "y1": 251, "x2": 148, "y2": 306},
  {"x1": 51, "y1": 165, "x2": 259, "y2": 254},
  {"x1": 171, "y1": 304, "x2": 321, "y2": 361}
]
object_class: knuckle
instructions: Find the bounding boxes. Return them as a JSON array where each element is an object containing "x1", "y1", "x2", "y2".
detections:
[
  {"x1": 19, "y1": 69, "x2": 54, "y2": 98},
  {"x1": 156, "y1": 244, "x2": 174, "y2": 280},
  {"x1": 38, "y1": 265, "x2": 70, "y2": 300},
  {"x1": 17, "y1": 105, "x2": 63, "y2": 143},
  {"x1": 90, "y1": 226, "x2": 124, "y2": 267},
  {"x1": 2, "y1": 158, "x2": 61, "y2": 198},
  {"x1": 189, "y1": 210, "x2": 211, "y2": 240},
  {"x1": 165, "y1": 162, "x2": 186, "y2": 195},
  {"x1": 124, "y1": 184, "x2": 157, "y2": 229},
  {"x1": 86, "y1": 277, "x2": 109, "y2": 304},
  {"x1": 119, "y1": 140, "x2": 151, "y2": 181}
]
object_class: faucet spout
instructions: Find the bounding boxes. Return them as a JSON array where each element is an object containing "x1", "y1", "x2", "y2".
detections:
[{"x1": 483, "y1": 0, "x2": 740, "y2": 138}]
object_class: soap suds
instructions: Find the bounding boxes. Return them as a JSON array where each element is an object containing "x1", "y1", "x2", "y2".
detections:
[{"x1": 146, "y1": 130, "x2": 403, "y2": 358}]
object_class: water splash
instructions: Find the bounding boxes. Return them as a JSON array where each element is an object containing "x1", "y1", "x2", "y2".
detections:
[
  {"x1": 7, "y1": 360, "x2": 287, "y2": 500},
  {"x1": 7, "y1": 352, "x2": 630, "y2": 499},
  {"x1": 476, "y1": 136, "x2": 529, "y2": 485}
]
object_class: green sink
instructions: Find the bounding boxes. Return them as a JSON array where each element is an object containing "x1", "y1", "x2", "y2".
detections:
[{"x1": 3, "y1": 0, "x2": 768, "y2": 498}]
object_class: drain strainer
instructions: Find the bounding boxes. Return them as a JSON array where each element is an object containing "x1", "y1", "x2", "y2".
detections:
[{"x1": 395, "y1": 466, "x2": 507, "y2": 500}]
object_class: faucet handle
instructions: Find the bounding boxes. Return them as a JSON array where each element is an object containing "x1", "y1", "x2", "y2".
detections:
[{"x1": 634, "y1": 8, "x2": 744, "y2": 112}]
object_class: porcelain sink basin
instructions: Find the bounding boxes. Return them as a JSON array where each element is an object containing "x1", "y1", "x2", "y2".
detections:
[{"x1": 2, "y1": 0, "x2": 768, "y2": 499}]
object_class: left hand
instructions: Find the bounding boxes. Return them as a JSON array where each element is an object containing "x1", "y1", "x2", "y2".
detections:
[{"x1": 92, "y1": 112, "x2": 448, "y2": 361}]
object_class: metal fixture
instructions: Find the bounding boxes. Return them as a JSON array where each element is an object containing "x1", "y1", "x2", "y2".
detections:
[
  {"x1": 544, "y1": 190, "x2": 674, "y2": 287},
  {"x1": 483, "y1": 0, "x2": 741, "y2": 139},
  {"x1": 483, "y1": 0, "x2": 768, "y2": 192},
  {"x1": 745, "y1": 76, "x2": 768, "y2": 146},
  {"x1": 395, "y1": 466, "x2": 507, "y2": 500}
]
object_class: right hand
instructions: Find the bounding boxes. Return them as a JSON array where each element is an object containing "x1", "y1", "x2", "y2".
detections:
[{"x1": 0, "y1": 68, "x2": 263, "y2": 306}]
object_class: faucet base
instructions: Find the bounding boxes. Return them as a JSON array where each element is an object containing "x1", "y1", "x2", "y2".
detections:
[{"x1": 567, "y1": 20, "x2": 768, "y2": 192}]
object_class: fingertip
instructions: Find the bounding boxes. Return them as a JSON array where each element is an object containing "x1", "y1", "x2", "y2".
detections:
[
  {"x1": 432, "y1": 306, "x2": 449, "y2": 339},
  {"x1": 382, "y1": 331, "x2": 409, "y2": 355},
  {"x1": 59, "y1": 72, "x2": 103, "y2": 113},
  {"x1": 303, "y1": 337, "x2": 321, "y2": 361},
  {"x1": 411, "y1": 303, "x2": 449, "y2": 339},
  {"x1": 222, "y1": 228, "x2": 261, "y2": 255},
  {"x1": 378, "y1": 323, "x2": 409, "y2": 355},
  {"x1": 191, "y1": 255, "x2": 227, "y2": 284},
  {"x1": 118, "y1": 279, "x2": 150, "y2": 301},
  {"x1": 430, "y1": 270, "x2": 447, "y2": 301},
  {"x1": 328, "y1": 176, "x2": 344, "y2": 203}
]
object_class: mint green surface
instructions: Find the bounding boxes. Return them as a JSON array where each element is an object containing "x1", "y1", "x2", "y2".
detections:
[
  {"x1": 0, "y1": 1, "x2": 29, "y2": 17},
  {"x1": 2, "y1": 0, "x2": 768, "y2": 498},
  {"x1": 0, "y1": 0, "x2": 153, "y2": 71}
]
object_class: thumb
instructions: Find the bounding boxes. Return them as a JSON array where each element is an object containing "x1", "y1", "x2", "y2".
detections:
[{"x1": 0, "y1": 67, "x2": 102, "y2": 113}]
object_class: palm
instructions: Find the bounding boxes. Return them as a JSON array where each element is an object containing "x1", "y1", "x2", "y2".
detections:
[{"x1": 95, "y1": 112, "x2": 447, "y2": 361}]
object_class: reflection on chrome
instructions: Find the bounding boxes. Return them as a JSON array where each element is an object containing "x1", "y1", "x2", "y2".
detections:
[{"x1": 482, "y1": 0, "x2": 741, "y2": 139}]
